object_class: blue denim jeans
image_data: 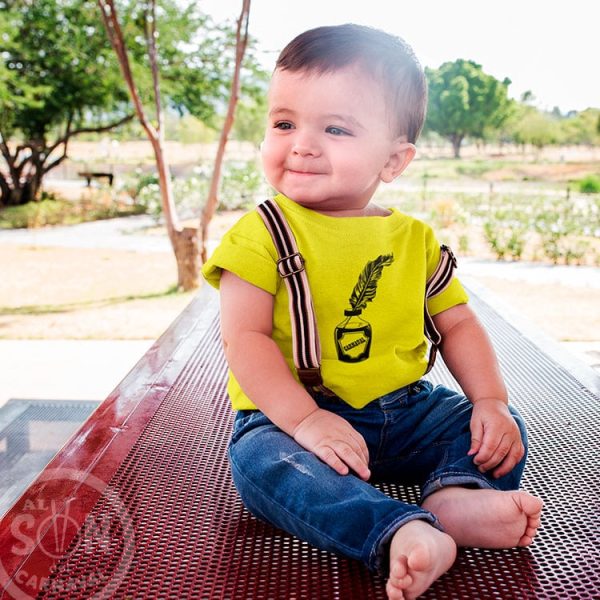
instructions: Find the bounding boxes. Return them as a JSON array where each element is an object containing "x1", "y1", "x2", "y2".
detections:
[{"x1": 228, "y1": 380, "x2": 527, "y2": 574}]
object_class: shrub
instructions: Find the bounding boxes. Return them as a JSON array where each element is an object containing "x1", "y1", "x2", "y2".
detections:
[
  {"x1": 128, "y1": 159, "x2": 267, "y2": 220},
  {"x1": 0, "y1": 193, "x2": 144, "y2": 229},
  {"x1": 578, "y1": 175, "x2": 600, "y2": 194},
  {"x1": 483, "y1": 207, "x2": 530, "y2": 261}
]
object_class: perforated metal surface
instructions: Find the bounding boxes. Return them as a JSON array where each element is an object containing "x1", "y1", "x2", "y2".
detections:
[{"x1": 1, "y1": 288, "x2": 598, "y2": 599}]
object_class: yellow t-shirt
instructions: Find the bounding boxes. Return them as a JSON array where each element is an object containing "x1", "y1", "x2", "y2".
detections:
[{"x1": 202, "y1": 193, "x2": 468, "y2": 410}]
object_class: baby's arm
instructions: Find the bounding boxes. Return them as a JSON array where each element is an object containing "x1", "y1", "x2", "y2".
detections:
[
  {"x1": 432, "y1": 303, "x2": 525, "y2": 479},
  {"x1": 219, "y1": 270, "x2": 370, "y2": 480}
]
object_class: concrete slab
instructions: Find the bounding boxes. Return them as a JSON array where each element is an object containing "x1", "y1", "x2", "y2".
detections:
[{"x1": 0, "y1": 340, "x2": 153, "y2": 409}]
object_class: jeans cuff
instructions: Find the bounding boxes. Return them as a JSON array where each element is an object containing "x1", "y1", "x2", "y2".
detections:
[
  {"x1": 367, "y1": 510, "x2": 442, "y2": 575},
  {"x1": 421, "y1": 470, "x2": 499, "y2": 502}
]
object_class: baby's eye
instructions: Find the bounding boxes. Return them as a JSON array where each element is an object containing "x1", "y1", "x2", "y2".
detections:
[
  {"x1": 274, "y1": 121, "x2": 294, "y2": 130},
  {"x1": 326, "y1": 126, "x2": 351, "y2": 136}
]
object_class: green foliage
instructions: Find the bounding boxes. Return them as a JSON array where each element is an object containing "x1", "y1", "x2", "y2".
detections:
[
  {"x1": 168, "y1": 114, "x2": 217, "y2": 144},
  {"x1": 0, "y1": 0, "x2": 128, "y2": 140},
  {"x1": 559, "y1": 108, "x2": 600, "y2": 146},
  {"x1": 0, "y1": 193, "x2": 144, "y2": 228},
  {"x1": 0, "y1": 0, "x2": 267, "y2": 206},
  {"x1": 233, "y1": 93, "x2": 268, "y2": 146},
  {"x1": 508, "y1": 105, "x2": 562, "y2": 149},
  {"x1": 425, "y1": 59, "x2": 513, "y2": 157},
  {"x1": 578, "y1": 175, "x2": 600, "y2": 194},
  {"x1": 476, "y1": 193, "x2": 598, "y2": 265},
  {"x1": 532, "y1": 197, "x2": 594, "y2": 264},
  {"x1": 483, "y1": 206, "x2": 530, "y2": 261},
  {"x1": 220, "y1": 160, "x2": 265, "y2": 209},
  {"x1": 130, "y1": 159, "x2": 266, "y2": 219},
  {"x1": 134, "y1": 175, "x2": 206, "y2": 219}
]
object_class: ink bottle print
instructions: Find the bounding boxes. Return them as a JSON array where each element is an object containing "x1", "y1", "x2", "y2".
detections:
[
  {"x1": 335, "y1": 309, "x2": 372, "y2": 362},
  {"x1": 334, "y1": 253, "x2": 394, "y2": 364}
]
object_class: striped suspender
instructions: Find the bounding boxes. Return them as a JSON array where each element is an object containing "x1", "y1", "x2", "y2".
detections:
[
  {"x1": 256, "y1": 200, "x2": 330, "y2": 393},
  {"x1": 424, "y1": 244, "x2": 457, "y2": 372},
  {"x1": 256, "y1": 199, "x2": 457, "y2": 386}
]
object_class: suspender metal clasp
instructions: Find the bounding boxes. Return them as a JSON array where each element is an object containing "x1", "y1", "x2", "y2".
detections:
[{"x1": 276, "y1": 252, "x2": 305, "y2": 278}]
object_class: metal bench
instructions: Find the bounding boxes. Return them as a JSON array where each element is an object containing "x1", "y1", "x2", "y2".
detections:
[
  {"x1": 1, "y1": 284, "x2": 598, "y2": 599},
  {"x1": 77, "y1": 172, "x2": 114, "y2": 187}
]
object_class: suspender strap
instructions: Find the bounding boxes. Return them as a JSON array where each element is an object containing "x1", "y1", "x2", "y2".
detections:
[
  {"x1": 256, "y1": 200, "x2": 331, "y2": 393},
  {"x1": 257, "y1": 198, "x2": 458, "y2": 383},
  {"x1": 424, "y1": 244, "x2": 457, "y2": 372}
]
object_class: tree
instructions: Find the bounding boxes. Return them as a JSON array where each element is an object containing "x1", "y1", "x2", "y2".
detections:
[
  {"x1": 232, "y1": 87, "x2": 268, "y2": 146},
  {"x1": 506, "y1": 104, "x2": 561, "y2": 151},
  {"x1": 0, "y1": 0, "x2": 132, "y2": 206},
  {"x1": 200, "y1": 0, "x2": 251, "y2": 264},
  {"x1": 98, "y1": 0, "x2": 252, "y2": 289},
  {"x1": 560, "y1": 108, "x2": 600, "y2": 146},
  {"x1": 425, "y1": 59, "x2": 513, "y2": 158}
]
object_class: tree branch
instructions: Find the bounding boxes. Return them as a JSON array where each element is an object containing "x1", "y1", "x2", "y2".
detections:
[
  {"x1": 98, "y1": 0, "x2": 181, "y2": 237},
  {"x1": 97, "y1": 0, "x2": 155, "y2": 138},
  {"x1": 145, "y1": 0, "x2": 163, "y2": 137},
  {"x1": 200, "y1": 0, "x2": 251, "y2": 262},
  {"x1": 46, "y1": 113, "x2": 134, "y2": 156}
]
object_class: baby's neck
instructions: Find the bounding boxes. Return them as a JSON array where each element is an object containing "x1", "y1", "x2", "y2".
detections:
[{"x1": 312, "y1": 203, "x2": 392, "y2": 218}]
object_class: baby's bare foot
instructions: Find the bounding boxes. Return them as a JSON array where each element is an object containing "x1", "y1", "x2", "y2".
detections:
[
  {"x1": 422, "y1": 487, "x2": 543, "y2": 548},
  {"x1": 386, "y1": 520, "x2": 456, "y2": 600}
]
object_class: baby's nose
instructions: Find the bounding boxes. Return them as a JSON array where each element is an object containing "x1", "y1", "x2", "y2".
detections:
[{"x1": 292, "y1": 132, "x2": 321, "y2": 157}]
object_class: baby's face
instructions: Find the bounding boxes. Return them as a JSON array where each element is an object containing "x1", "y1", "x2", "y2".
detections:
[{"x1": 261, "y1": 66, "x2": 409, "y2": 216}]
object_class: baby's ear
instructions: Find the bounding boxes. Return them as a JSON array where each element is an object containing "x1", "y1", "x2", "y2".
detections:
[{"x1": 380, "y1": 140, "x2": 416, "y2": 183}]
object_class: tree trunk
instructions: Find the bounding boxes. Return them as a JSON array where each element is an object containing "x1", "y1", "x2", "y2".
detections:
[
  {"x1": 172, "y1": 227, "x2": 201, "y2": 289},
  {"x1": 0, "y1": 148, "x2": 42, "y2": 206},
  {"x1": 450, "y1": 134, "x2": 464, "y2": 158},
  {"x1": 149, "y1": 133, "x2": 200, "y2": 289},
  {"x1": 98, "y1": 0, "x2": 251, "y2": 288},
  {"x1": 0, "y1": 116, "x2": 133, "y2": 207}
]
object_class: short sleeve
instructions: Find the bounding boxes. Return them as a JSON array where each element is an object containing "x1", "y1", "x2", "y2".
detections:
[
  {"x1": 201, "y1": 210, "x2": 279, "y2": 294},
  {"x1": 424, "y1": 228, "x2": 469, "y2": 316}
]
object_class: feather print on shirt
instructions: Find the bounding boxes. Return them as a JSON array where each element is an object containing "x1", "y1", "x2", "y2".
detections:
[
  {"x1": 335, "y1": 254, "x2": 394, "y2": 363},
  {"x1": 349, "y1": 254, "x2": 394, "y2": 312}
]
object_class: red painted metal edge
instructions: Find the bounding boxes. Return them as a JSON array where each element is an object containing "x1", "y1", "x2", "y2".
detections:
[{"x1": 0, "y1": 287, "x2": 218, "y2": 598}]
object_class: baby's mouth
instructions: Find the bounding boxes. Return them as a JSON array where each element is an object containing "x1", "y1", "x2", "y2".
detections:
[{"x1": 286, "y1": 168, "x2": 323, "y2": 176}]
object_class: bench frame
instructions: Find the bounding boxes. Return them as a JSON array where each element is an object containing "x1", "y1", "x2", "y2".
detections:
[
  {"x1": 1, "y1": 284, "x2": 598, "y2": 599},
  {"x1": 77, "y1": 171, "x2": 114, "y2": 187}
]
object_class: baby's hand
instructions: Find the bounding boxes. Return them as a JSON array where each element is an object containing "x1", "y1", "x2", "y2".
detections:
[
  {"x1": 292, "y1": 408, "x2": 371, "y2": 480},
  {"x1": 468, "y1": 399, "x2": 525, "y2": 479}
]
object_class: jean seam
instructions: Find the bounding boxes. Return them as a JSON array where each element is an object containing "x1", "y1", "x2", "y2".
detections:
[
  {"x1": 366, "y1": 510, "x2": 440, "y2": 574},
  {"x1": 228, "y1": 447, "x2": 367, "y2": 562},
  {"x1": 375, "y1": 406, "x2": 390, "y2": 463},
  {"x1": 421, "y1": 470, "x2": 499, "y2": 501}
]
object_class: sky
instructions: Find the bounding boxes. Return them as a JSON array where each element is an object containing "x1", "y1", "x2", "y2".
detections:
[{"x1": 201, "y1": 0, "x2": 599, "y2": 113}]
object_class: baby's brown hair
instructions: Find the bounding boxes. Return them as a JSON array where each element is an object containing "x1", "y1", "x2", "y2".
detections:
[{"x1": 275, "y1": 24, "x2": 427, "y2": 143}]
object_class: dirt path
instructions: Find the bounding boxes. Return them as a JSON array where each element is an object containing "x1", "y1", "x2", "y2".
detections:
[{"x1": 1, "y1": 212, "x2": 598, "y2": 372}]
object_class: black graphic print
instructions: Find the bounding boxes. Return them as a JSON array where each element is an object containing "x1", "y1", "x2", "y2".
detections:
[{"x1": 335, "y1": 254, "x2": 394, "y2": 363}]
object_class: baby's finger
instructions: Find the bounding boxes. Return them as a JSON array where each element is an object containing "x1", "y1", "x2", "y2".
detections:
[
  {"x1": 468, "y1": 419, "x2": 484, "y2": 456},
  {"x1": 352, "y1": 432, "x2": 370, "y2": 468},
  {"x1": 314, "y1": 446, "x2": 350, "y2": 476},
  {"x1": 472, "y1": 434, "x2": 503, "y2": 470},
  {"x1": 492, "y1": 441, "x2": 526, "y2": 478},
  {"x1": 335, "y1": 442, "x2": 371, "y2": 480},
  {"x1": 478, "y1": 439, "x2": 513, "y2": 473}
]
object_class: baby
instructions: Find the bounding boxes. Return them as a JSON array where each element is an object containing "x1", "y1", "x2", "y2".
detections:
[{"x1": 203, "y1": 23, "x2": 543, "y2": 599}]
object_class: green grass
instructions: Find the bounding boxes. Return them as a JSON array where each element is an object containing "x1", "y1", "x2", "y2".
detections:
[
  {"x1": 0, "y1": 195, "x2": 146, "y2": 229},
  {"x1": 0, "y1": 285, "x2": 180, "y2": 316}
]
